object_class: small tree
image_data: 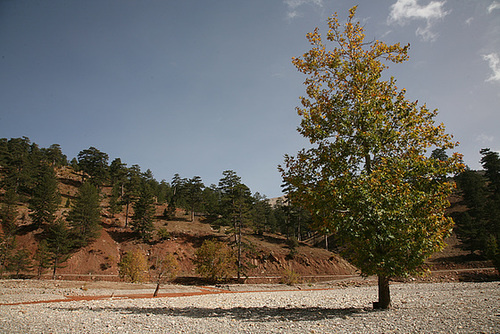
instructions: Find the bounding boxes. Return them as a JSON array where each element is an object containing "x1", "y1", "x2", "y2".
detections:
[
  {"x1": 9, "y1": 248, "x2": 32, "y2": 278},
  {"x1": 151, "y1": 252, "x2": 179, "y2": 297},
  {"x1": 280, "y1": 7, "x2": 463, "y2": 309},
  {"x1": 194, "y1": 239, "x2": 236, "y2": 283},
  {"x1": 45, "y1": 218, "x2": 73, "y2": 279},
  {"x1": 118, "y1": 250, "x2": 148, "y2": 283},
  {"x1": 108, "y1": 183, "x2": 123, "y2": 218},
  {"x1": 0, "y1": 234, "x2": 16, "y2": 275},
  {"x1": 34, "y1": 239, "x2": 52, "y2": 278},
  {"x1": 1, "y1": 188, "x2": 18, "y2": 236},
  {"x1": 485, "y1": 235, "x2": 500, "y2": 272}
]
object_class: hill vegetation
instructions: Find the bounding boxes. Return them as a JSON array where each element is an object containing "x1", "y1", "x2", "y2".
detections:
[
  {"x1": 0, "y1": 136, "x2": 356, "y2": 282},
  {"x1": 0, "y1": 137, "x2": 497, "y2": 284}
]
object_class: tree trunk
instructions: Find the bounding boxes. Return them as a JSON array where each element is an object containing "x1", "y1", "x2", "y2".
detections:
[
  {"x1": 153, "y1": 281, "x2": 161, "y2": 297},
  {"x1": 52, "y1": 259, "x2": 58, "y2": 280},
  {"x1": 374, "y1": 275, "x2": 391, "y2": 309},
  {"x1": 125, "y1": 202, "x2": 129, "y2": 228},
  {"x1": 237, "y1": 214, "x2": 242, "y2": 280},
  {"x1": 297, "y1": 216, "x2": 301, "y2": 241}
]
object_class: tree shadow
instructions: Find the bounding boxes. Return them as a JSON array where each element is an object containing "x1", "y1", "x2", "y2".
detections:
[
  {"x1": 55, "y1": 305, "x2": 367, "y2": 322},
  {"x1": 107, "y1": 229, "x2": 136, "y2": 243},
  {"x1": 429, "y1": 253, "x2": 485, "y2": 264},
  {"x1": 258, "y1": 234, "x2": 287, "y2": 246},
  {"x1": 458, "y1": 270, "x2": 499, "y2": 282},
  {"x1": 16, "y1": 223, "x2": 41, "y2": 236}
]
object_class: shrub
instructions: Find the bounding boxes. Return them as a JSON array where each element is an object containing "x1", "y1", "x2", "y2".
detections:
[
  {"x1": 152, "y1": 252, "x2": 180, "y2": 297},
  {"x1": 118, "y1": 250, "x2": 148, "y2": 283},
  {"x1": 154, "y1": 252, "x2": 179, "y2": 281},
  {"x1": 280, "y1": 265, "x2": 301, "y2": 285},
  {"x1": 194, "y1": 240, "x2": 236, "y2": 283},
  {"x1": 486, "y1": 236, "x2": 500, "y2": 273},
  {"x1": 157, "y1": 227, "x2": 171, "y2": 241}
]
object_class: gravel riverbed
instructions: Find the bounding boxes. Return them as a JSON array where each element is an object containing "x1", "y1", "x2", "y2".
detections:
[{"x1": 0, "y1": 280, "x2": 498, "y2": 333}]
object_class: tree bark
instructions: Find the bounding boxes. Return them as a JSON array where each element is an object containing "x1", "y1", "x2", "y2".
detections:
[
  {"x1": 374, "y1": 274, "x2": 391, "y2": 309},
  {"x1": 52, "y1": 259, "x2": 58, "y2": 280},
  {"x1": 237, "y1": 213, "x2": 242, "y2": 280},
  {"x1": 125, "y1": 202, "x2": 129, "y2": 228},
  {"x1": 153, "y1": 281, "x2": 161, "y2": 297}
]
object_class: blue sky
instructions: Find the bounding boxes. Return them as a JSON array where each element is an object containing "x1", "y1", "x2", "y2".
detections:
[{"x1": 1, "y1": 0, "x2": 499, "y2": 198}]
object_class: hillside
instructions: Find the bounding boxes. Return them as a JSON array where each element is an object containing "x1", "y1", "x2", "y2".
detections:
[
  {"x1": 5, "y1": 165, "x2": 496, "y2": 284},
  {"x1": 10, "y1": 166, "x2": 357, "y2": 282}
]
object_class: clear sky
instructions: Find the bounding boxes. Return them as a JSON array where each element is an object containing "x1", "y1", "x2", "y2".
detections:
[{"x1": 1, "y1": 0, "x2": 499, "y2": 198}]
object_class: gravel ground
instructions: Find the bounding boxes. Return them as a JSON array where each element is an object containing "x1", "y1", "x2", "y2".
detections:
[{"x1": 0, "y1": 280, "x2": 499, "y2": 333}]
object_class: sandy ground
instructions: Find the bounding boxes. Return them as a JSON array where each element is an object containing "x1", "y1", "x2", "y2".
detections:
[{"x1": 0, "y1": 279, "x2": 499, "y2": 333}]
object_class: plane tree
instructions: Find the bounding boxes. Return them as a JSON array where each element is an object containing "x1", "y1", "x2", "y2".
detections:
[{"x1": 280, "y1": 7, "x2": 463, "y2": 309}]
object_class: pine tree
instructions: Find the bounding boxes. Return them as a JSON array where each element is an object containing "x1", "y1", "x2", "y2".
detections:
[
  {"x1": 108, "y1": 183, "x2": 123, "y2": 219},
  {"x1": 9, "y1": 248, "x2": 32, "y2": 278},
  {"x1": 0, "y1": 234, "x2": 16, "y2": 275},
  {"x1": 34, "y1": 239, "x2": 52, "y2": 278},
  {"x1": 29, "y1": 164, "x2": 60, "y2": 227},
  {"x1": 123, "y1": 165, "x2": 143, "y2": 227},
  {"x1": 454, "y1": 149, "x2": 500, "y2": 271},
  {"x1": 108, "y1": 158, "x2": 128, "y2": 187},
  {"x1": 77, "y1": 147, "x2": 109, "y2": 186},
  {"x1": 454, "y1": 169, "x2": 489, "y2": 254},
  {"x1": 186, "y1": 176, "x2": 204, "y2": 222},
  {"x1": 131, "y1": 185, "x2": 155, "y2": 241},
  {"x1": 66, "y1": 181, "x2": 101, "y2": 247},
  {"x1": 1, "y1": 137, "x2": 40, "y2": 198},
  {"x1": 41, "y1": 144, "x2": 67, "y2": 166},
  {"x1": 1, "y1": 188, "x2": 18, "y2": 236},
  {"x1": 217, "y1": 171, "x2": 252, "y2": 279},
  {"x1": 45, "y1": 218, "x2": 73, "y2": 279}
]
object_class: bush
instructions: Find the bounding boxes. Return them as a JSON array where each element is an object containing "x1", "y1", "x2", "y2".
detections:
[
  {"x1": 152, "y1": 252, "x2": 180, "y2": 297},
  {"x1": 280, "y1": 265, "x2": 301, "y2": 285},
  {"x1": 154, "y1": 252, "x2": 179, "y2": 281},
  {"x1": 486, "y1": 236, "x2": 500, "y2": 273},
  {"x1": 157, "y1": 227, "x2": 171, "y2": 241},
  {"x1": 118, "y1": 250, "x2": 148, "y2": 283},
  {"x1": 194, "y1": 240, "x2": 236, "y2": 283}
]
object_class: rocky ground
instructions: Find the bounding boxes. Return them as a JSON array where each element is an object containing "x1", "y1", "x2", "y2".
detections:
[{"x1": 0, "y1": 279, "x2": 498, "y2": 333}]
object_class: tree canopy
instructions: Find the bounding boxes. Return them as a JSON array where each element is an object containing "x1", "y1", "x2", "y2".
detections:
[
  {"x1": 280, "y1": 7, "x2": 463, "y2": 309},
  {"x1": 77, "y1": 147, "x2": 109, "y2": 186}
]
